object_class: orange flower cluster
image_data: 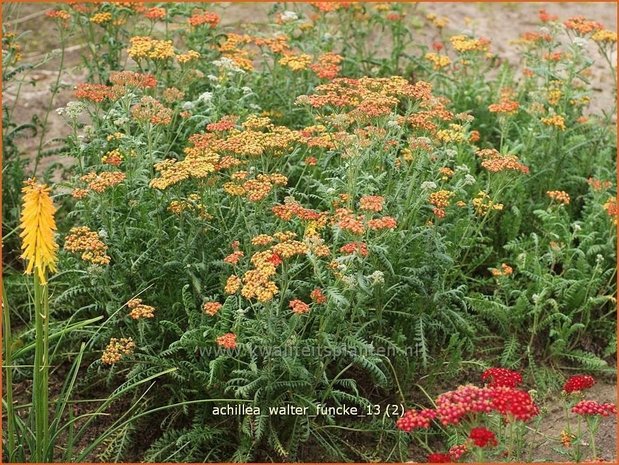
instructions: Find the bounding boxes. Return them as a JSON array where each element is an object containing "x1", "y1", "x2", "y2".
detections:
[
  {"x1": 127, "y1": 298, "x2": 156, "y2": 319},
  {"x1": 144, "y1": 6, "x2": 166, "y2": 21},
  {"x1": 272, "y1": 197, "x2": 324, "y2": 222},
  {"x1": 560, "y1": 430, "x2": 576, "y2": 448},
  {"x1": 101, "y1": 149, "x2": 123, "y2": 166},
  {"x1": 203, "y1": 301, "x2": 223, "y2": 316},
  {"x1": 539, "y1": 9, "x2": 558, "y2": 23},
  {"x1": 216, "y1": 333, "x2": 237, "y2": 349},
  {"x1": 207, "y1": 115, "x2": 238, "y2": 132},
  {"x1": 547, "y1": 190, "x2": 571, "y2": 205},
  {"x1": 515, "y1": 31, "x2": 553, "y2": 46},
  {"x1": 131, "y1": 96, "x2": 173, "y2": 125},
  {"x1": 296, "y1": 77, "x2": 434, "y2": 120},
  {"x1": 75, "y1": 83, "x2": 124, "y2": 103},
  {"x1": 491, "y1": 263, "x2": 513, "y2": 277},
  {"x1": 334, "y1": 208, "x2": 365, "y2": 235},
  {"x1": 78, "y1": 170, "x2": 126, "y2": 194},
  {"x1": 109, "y1": 70, "x2": 157, "y2": 88},
  {"x1": 188, "y1": 10, "x2": 220, "y2": 28},
  {"x1": 340, "y1": 241, "x2": 369, "y2": 257},
  {"x1": 359, "y1": 195, "x2": 385, "y2": 212},
  {"x1": 186, "y1": 116, "x2": 300, "y2": 163},
  {"x1": 439, "y1": 167, "x2": 455, "y2": 180},
  {"x1": 46, "y1": 9, "x2": 71, "y2": 22},
  {"x1": 309, "y1": 2, "x2": 350, "y2": 13},
  {"x1": 218, "y1": 33, "x2": 255, "y2": 71},
  {"x1": 224, "y1": 250, "x2": 244, "y2": 265},
  {"x1": 310, "y1": 288, "x2": 327, "y2": 304},
  {"x1": 588, "y1": 178, "x2": 612, "y2": 191},
  {"x1": 367, "y1": 216, "x2": 397, "y2": 230},
  {"x1": 488, "y1": 99, "x2": 519, "y2": 115},
  {"x1": 101, "y1": 337, "x2": 135, "y2": 365},
  {"x1": 603, "y1": 198, "x2": 618, "y2": 224},
  {"x1": 128, "y1": 36, "x2": 175, "y2": 60},
  {"x1": 289, "y1": 299, "x2": 310, "y2": 314},
  {"x1": 476, "y1": 148, "x2": 529, "y2": 174},
  {"x1": 564, "y1": 16, "x2": 603, "y2": 35},
  {"x1": 429, "y1": 190, "x2": 455, "y2": 218},
  {"x1": 472, "y1": 191, "x2": 504, "y2": 216},
  {"x1": 310, "y1": 53, "x2": 344, "y2": 79},
  {"x1": 64, "y1": 226, "x2": 111, "y2": 265},
  {"x1": 223, "y1": 172, "x2": 288, "y2": 202}
]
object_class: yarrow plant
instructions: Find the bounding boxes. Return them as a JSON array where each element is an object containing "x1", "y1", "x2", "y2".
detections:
[{"x1": 2, "y1": 2, "x2": 616, "y2": 463}]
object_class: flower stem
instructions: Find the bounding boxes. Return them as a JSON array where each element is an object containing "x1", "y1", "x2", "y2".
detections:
[
  {"x1": 33, "y1": 272, "x2": 50, "y2": 462},
  {"x1": 2, "y1": 281, "x2": 17, "y2": 461}
]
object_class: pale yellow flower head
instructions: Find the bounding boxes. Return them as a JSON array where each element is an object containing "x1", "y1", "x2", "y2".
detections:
[{"x1": 19, "y1": 179, "x2": 58, "y2": 284}]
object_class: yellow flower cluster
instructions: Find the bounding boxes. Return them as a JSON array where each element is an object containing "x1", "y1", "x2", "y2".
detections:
[
  {"x1": 177, "y1": 50, "x2": 200, "y2": 64},
  {"x1": 541, "y1": 114, "x2": 566, "y2": 130},
  {"x1": 491, "y1": 263, "x2": 513, "y2": 277},
  {"x1": 436, "y1": 124, "x2": 466, "y2": 144},
  {"x1": 472, "y1": 191, "x2": 504, "y2": 216},
  {"x1": 150, "y1": 117, "x2": 300, "y2": 190},
  {"x1": 591, "y1": 29, "x2": 617, "y2": 43},
  {"x1": 150, "y1": 142, "x2": 220, "y2": 190},
  {"x1": 127, "y1": 298, "x2": 156, "y2": 320},
  {"x1": 167, "y1": 193, "x2": 212, "y2": 219},
  {"x1": 101, "y1": 337, "x2": 135, "y2": 365},
  {"x1": 546, "y1": 190, "x2": 570, "y2": 205},
  {"x1": 279, "y1": 53, "x2": 313, "y2": 71},
  {"x1": 450, "y1": 35, "x2": 491, "y2": 53},
  {"x1": 64, "y1": 226, "x2": 111, "y2": 265},
  {"x1": 425, "y1": 52, "x2": 451, "y2": 70},
  {"x1": 19, "y1": 180, "x2": 58, "y2": 284},
  {"x1": 90, "y1": 12, "x2": 112, "y2": 24},
  {"x1": 427, "y1": 13, "x2": 449, "y2": 29},
  {"x1": 128, "y1": 36, "x2": 175, "y2": 60}
]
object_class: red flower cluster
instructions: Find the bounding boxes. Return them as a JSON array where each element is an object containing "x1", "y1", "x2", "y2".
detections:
[
  {"x1": 449, "y1": 444, "x2": 467, "y2": 461},
  {"x1": 436, "y1": 384, "x2": 539, "y2": 425},
  {"x1": 427, "y1": 453, "x2": 451, "y2": 463},
  {"x1": 563, "y1": 374, "x2": 596, "y2": 393},
  {"x1": 395, "y1": 408, "x2": 437, "y2": 432},
  {"x1": 468, "y1": 427, "x2": 498, "y2": 448},
  {"x1": 571, "y1": 400, "x2": 616, "y2": 417},
  {"x1": 436, "y1": 385, "x2": 494, "y2": 425},
  {"x1": 482, "y1": 367, "x2": 523, "y2": 388},
  {"x1": 340, "y1": 241, "x2": 368, "y2": 257},
  {"x1": 491, "y1": 386, "x2": 539, "y2": 421}
]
